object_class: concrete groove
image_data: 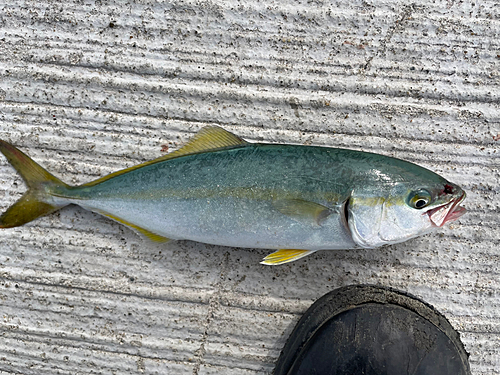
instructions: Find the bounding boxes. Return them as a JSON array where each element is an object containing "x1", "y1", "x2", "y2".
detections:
[
  {"x1": 360, "y1": 3, "x2": 418, "y2": 73},
  {"x1": 0, "y1": 103, "x2": 496, "y2": 151},
  {"x1": 192, "y1": 252, "x2": 231, "y2": 374}
]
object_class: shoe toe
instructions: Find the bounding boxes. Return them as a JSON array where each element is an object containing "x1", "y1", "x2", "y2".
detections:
[{"x1": 274, "y1": 285, "x2": 470, "y2": 375}]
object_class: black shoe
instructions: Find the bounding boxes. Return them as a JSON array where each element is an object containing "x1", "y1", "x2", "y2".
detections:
[{"x1": 274, "y1": 285, "x2": 470, "y2": 375}]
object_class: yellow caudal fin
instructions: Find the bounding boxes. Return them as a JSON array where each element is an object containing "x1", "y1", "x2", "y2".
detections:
[
  {"x1": 0, "y1": 140, "x2": 68, "y2": 228},
  {"x1": 260, "y1": 249, "x2": 316, "y2": 265}
]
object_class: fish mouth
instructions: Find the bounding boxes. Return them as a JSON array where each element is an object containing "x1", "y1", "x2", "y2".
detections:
[{"x1": 427, "y1": 192, "x2": 466, "y2": 227}]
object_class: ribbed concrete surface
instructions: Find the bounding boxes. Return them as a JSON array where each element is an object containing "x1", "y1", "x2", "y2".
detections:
[{"x1": 0, "y1": 0, "x2": 498, "y2": 373}]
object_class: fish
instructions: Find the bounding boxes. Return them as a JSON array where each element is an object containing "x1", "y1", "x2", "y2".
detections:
[{"x1": 0, "y1": 126, "x2": 466, "y2": 265}]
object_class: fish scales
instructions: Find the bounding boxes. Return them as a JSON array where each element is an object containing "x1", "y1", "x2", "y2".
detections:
[{"x1": 59, "y1": 145, "x2": 358, "y2": 250}]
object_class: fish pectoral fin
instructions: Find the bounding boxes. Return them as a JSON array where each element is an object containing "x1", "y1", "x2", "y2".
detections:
[
  {"x1": 272, "y1": 199, "x2": 332, "y2": 225},
  {"x1": 260, "y1": 249, "x2": 316, "y2": 265},
  {"x1": 99, "y1": 211, "x2": 170, "y2": 243}
]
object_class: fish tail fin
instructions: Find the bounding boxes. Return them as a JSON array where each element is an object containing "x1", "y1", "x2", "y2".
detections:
[{"x1": 0, "y1": 140, "x2": 69, "y2": 228}]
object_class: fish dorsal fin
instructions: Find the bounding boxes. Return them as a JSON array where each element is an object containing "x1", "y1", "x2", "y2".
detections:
[
  {"x1": 82, "y1": 126, "x2": 248, "y2": 187},
  {"x1": 167, "y1": 125, "x2": 248, "y2": 157}
]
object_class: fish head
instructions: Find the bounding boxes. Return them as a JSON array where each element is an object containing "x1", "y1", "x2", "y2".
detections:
[{"x1": 347, "y1": 180, "x2": 466, "y2": 248}]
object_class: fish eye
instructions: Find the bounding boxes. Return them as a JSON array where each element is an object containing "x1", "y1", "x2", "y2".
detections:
[{"x1": 407, "y1": 189, "x2": 432, "y2": 210}]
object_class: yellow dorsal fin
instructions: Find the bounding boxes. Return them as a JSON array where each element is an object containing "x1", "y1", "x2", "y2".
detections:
[
  {"x1": 260, "y1": 249, "x2": 316, "y2": 265},
  {"x1": 82, "y1": 126, "x2": 248, "y2": 187},
  {"x1": 167, "y1": 125, "x2": 248, "y2": 156},
  {"x1": 98, "y1": 211, "x2": 170, "y2": 243}
]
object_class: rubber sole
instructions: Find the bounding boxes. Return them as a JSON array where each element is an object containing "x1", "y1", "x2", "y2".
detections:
[{"x1": 274, "y1": 285, "x2": 471, "y2": 375}]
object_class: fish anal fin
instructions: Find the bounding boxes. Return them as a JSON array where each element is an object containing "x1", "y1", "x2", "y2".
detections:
[
  {"x1": 260, "y1": 249, "x2": 316, "y2": 265},
  {"x1": 82, "y1": 126, "x2": 248, "y2": 188},
  {"x1": 273, "y1": 199, "x2": 332, "y2": 225},
  {"x1": 100, "y1": 212, "x2": 170, "y2": 243}
]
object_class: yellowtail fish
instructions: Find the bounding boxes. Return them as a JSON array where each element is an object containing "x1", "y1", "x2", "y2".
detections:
[{"x1": 0, "y1": 126, "x2": 466, "y2": 265}]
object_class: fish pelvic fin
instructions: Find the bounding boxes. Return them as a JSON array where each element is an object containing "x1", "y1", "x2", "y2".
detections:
[
  {"x1": 0, "y1": 140, "x2": 69, "y2": 228},
  {"x1": 260, "y1": 249, "x2": 316, "y2": 265},
  {"x1": 97, "y1": 210, "x2": 170, "y2": 243},
  {"x1": 82, "y1": 126, "x2": 248, "y2": 188}
]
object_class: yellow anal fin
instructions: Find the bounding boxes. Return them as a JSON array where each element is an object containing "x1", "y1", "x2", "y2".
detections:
[
  {"x1": 83, "y1": 126, "x2": 248, "y2": 188},
  {"x1": 273, "y1": 199, "x2": 332, "y2": 225},
  {"x1": 260, "y1": 249, "x2": 316, "y2": 265},
  {"x1": 100, "y1": 212, "x2": 170, "y2": 243}
]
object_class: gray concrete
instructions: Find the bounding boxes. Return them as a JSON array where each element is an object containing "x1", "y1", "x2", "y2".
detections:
[{"x1": 0, "y1": 0, "x2": 498, "y2": 373}]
